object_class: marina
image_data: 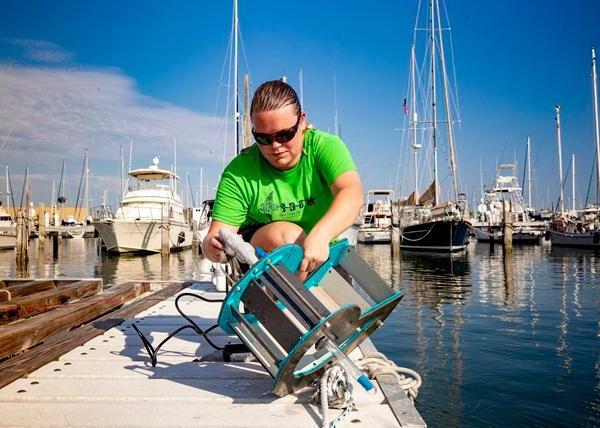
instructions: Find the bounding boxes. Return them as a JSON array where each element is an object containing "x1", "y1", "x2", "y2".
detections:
[
  {"x1": 0, "y1": 237, "x2": 599, "y2": 426},
  {"x1": 2, "y1": 0, "x2": 600, "y2": 426}
]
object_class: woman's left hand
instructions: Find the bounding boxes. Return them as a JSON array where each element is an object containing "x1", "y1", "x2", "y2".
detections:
[{"x1": 299, "y1": 232, "x2": 330, "y2": 276}]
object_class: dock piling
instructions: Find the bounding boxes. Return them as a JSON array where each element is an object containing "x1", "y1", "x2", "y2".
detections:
[
  {"x1": 15, "y1": 211, "x2": 29, "y2": 268},
  {"x1": 161, "y1": 207, "x2": 169, "y2": 258},
  {"x1": 502, "y1": 200, "x2": 513, "y2": 251},
  {"x1": 38, "y1": 203, "x2": 45, "y2": 251}
]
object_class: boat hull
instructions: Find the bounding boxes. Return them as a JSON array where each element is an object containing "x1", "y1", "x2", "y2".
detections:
[
  {"x1": 357, "y1": 227, "x2": 391, "y2": 244},
  {"x1": 93, "y1": 220, "x2": 193, "y2": 253},
  {"x1": 399, "y1": 219, "x2": 470, "y2": 252},
  {"x1": 472, "y1": 227, "x2": 542, "y2": 244},
  {"x1": 548, "y1": 229, "x2": 600, "y2": 248},
  {"x1": 0, "y1": 229, "x2": 16, "y2": 250}
]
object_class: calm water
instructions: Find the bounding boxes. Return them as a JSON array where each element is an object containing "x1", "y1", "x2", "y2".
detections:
[{"x1": 1, "y1": 239, "x2": 599, "y2": 427}]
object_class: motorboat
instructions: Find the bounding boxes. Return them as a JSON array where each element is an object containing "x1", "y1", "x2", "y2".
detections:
[{"x1": 93, "y1": 157, "x2": 193, "y2": 253}]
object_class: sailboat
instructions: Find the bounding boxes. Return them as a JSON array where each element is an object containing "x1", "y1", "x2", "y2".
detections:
[
  {"x1": 0, "y1": 166, "x2": 16, "y2": 250},
  {"x1": 547, "y1": 47, "x2": 600, "y2": 249},
  {"x1": 395, "y1": 0, "x2": 471, "y2": 252}
]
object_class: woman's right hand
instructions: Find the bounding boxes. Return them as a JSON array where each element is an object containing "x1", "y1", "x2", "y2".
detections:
[
  {"x1": 201, "y1": 220, "x2": 239, "y2": 262},
  {"x1": 202, "y1": 235, "x2": 225, "y2": 262}
]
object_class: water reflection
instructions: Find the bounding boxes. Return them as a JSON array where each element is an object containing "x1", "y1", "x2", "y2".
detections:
[
  {"x1": 358, "y1": 241, "x2": 600, "y2": 427},
  {"x1": 0, "y1": 238, "x2": 202, "y2": 285}
]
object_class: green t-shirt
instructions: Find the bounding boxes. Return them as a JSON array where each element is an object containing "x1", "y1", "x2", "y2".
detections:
[{"x1": 212, "y1": 128, "x2": 357, "y2": 233}]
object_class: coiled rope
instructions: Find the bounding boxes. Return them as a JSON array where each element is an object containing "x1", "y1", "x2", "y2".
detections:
[
  {"x1": 315, "y1": 365, "x2": 355, "y2": 428},
  {"x1": 315, "y1": 352, "x2": 422, "y2": 427},
  {"x1": 358, "y1": 351, "x2": 422, "y2": 401}
]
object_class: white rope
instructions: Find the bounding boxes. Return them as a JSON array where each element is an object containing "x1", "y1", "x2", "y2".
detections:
[
  {"x1": 357, "y1": 352, "x2": 422, "y2": 401},
  {"x1": 315, "y1": 365, "x2": 355, "y2": 428}
]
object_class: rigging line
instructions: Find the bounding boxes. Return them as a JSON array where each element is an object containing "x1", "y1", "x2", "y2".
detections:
[
  {"x1": 441, "y1": 0, "x2": 462, "y2": 122},
  {"x1": 7, "y1": 167, "x2": 16, "y2": 212},
  {"x1": 0, "y1": 123, "x2": 15, "y2": 157},
  {"x1": 554, "y1": 155, "x2": 573, "y2": 211},
  {"x1": 222, "y1": 23, "x2": 234, "y2": 171},
  {"x1": 19, "y1": 165, "x2": 28, "y2": 210},
  {"x1": 395, "y1": 47, "x2": 414, "y2": 196},
  {"x1": 213, "y1": 14, "x2": 235, "y2": 119},
  {"x1": 237, "y1": 24, "x2": 252, "y2": 80},
  {"x1": 412, "y1": 0, "x2": 424, "y2": 46},
  {"x1": 584, "y1": 150, "x2": 596, "y2": 207},
  {"x1": 74, "y1": 153, "x2": 86, "y2": 220}
]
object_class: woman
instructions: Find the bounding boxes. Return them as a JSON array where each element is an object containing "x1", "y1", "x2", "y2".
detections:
[{"x1": 202, "y1": 80, "x2": 363, "y2": 276}]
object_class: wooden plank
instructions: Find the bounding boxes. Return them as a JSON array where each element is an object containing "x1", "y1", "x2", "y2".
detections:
[
  {"x1": 0, "y1": 281, "x2": 150, "y2": 360},
  {"x1": 10, "y1": 279, "x2": 102, "y2": 319},
  {"x1": 0, "y1": 304, "x2": 18, "y2": 325},
  {"x1": 359, "y1": 339, "x2": 427, "y2": 428},
  {"x1": 0, "y1": 281, "x2": 192, "y2": 389},
  {"x1": 3, "y1": 280, "x2": 57, "y2": 300}
]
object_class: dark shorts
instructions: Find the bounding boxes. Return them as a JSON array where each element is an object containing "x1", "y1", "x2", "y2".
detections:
[{"x1": 239, "y1": 224, "x2": 265, "y2": 243}]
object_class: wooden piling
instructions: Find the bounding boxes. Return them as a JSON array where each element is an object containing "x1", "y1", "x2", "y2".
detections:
[
  {"x1": 51, "y1": 232, "x2": 61, "y2": 259},
  {"x1": 38, "y1": 203, "x2": 45, "y2": 251},
  {"x1": 15, "y1": 211, "x2": 28, "y2": 267},
  {"x1": 161, "y1": 207, "x2": 169, "y2": 257},
  {"x1": 502, "y1": 200, "x2": 513, "y2": 251},
  {"x1": 391, "y1": 226, "x2": 400, "y2": 257}
]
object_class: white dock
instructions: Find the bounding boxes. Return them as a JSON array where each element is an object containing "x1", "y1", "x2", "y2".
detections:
[{"x1": 0, "y1": 281, "x2": 425, "y2": 427}]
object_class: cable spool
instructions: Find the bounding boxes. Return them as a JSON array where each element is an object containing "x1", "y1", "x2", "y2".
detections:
[{"x1": 217, "y1": 237, "x2": 402, "y2": 397}]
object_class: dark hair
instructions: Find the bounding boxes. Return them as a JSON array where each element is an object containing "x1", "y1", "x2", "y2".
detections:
[{"x1": 251, "y1": 80, "x2": 301, "y2": 116}]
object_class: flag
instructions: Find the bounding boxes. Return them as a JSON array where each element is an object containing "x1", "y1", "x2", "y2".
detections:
[{"x1": 403, "y1": 98, "x2": 408, "y2": 115}]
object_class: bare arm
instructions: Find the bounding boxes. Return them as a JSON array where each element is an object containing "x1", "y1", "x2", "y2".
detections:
[
  {"x1": 201, "y1": 220, "x2": 240, "y2": 262},
  {"x1": 299, "y1": 170, "x2": 363, "y2": 273}
]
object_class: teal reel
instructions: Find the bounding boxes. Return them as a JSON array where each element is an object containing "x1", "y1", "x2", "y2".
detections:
[{"x1": 217, "y1": 239, "x2": 402, "y2": 397}]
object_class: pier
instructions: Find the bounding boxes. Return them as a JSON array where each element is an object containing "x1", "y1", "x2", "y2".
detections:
[{"x1": 0, "y1": 279, "x2": 426, "y2": 427}]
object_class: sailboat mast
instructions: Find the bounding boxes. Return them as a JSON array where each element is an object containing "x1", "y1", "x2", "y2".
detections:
[
  {"x1": 5, "y1": 165, "x2": 9, "y2": 210},
  {"x1": 120, "y1": 146, "x2": 124, "y2": 202},
  {"x1": 233, "y1": 0, "x2": 240, "y2": 155},
  {"x1": 50, "y1": 179, "x2": 55, "y2": 208},
  {"x1": 173, "y1": 138, "x2": 177, "y2": 194},
  {"x1": 555, "y1": 105, "x2": 565, "y2": 213},
  {"x1": 430, "y1": 0, "x2": 439, "y2": 205},
  {"x1": 435, "y1": 0, "x2": 459, "y2": 203},
  {"x1": 410, "y1": 44, "x2": 419, "y2": 198},
  {"x1": 571, "y1": 153, "x2": 576, "y2": 211},
  {"x1": 84, "y1": 149, "x2": 89, "y2": 218},
  {"x1": 243, "y1": 74, "x2": 251, "y2": 148},
  {"x1": 527, "y1": 136, "x2": 532, "y2": 209},
  {"x1": 199, "y1": 166, "x2": 204, "y2": 204},
  {"x1": 591, "y1": 46, "x2": 600, "y2": 207}
]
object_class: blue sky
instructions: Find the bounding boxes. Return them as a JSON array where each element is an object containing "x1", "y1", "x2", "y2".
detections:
[{"x1": 0, "y1": 0, "x2": 599, "y2": 210}]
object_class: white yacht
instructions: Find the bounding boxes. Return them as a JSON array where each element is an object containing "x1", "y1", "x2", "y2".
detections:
[
  {"x1": 93, "y1": 157, "x2": 193, "y2": 253},
  {"x1": 0, "y1": 205, "x2": 16, "y2": 250},
  {"x1": 471, "y1": 164, "x2": 545, "y2": 244},
  {"x1": 357, "y1": 190, "x2": 394, "y2": 244}
]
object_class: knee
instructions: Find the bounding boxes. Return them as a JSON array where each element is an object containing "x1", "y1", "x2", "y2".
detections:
[{"x1": 251, "y1": 221, "x2": 305, "y2": 251}]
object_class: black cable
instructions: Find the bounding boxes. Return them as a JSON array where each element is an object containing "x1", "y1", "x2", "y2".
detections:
[{"x1": 132, "y1": 292, "x2": 225, "y2": 367}]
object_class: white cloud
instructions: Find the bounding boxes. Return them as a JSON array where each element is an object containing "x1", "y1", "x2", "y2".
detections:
[{"x1": 0, "y1": 63, "x2": 228, "y2": 177}]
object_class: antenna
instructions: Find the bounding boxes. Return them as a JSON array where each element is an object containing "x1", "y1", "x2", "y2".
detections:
[{"x1": 299, "y1": 68, "x2": 304, "y2": 109}]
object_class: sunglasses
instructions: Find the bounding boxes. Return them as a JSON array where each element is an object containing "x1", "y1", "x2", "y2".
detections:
[{"x1": 252, "y1": 115, "x2": 301, "y2": 145}]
